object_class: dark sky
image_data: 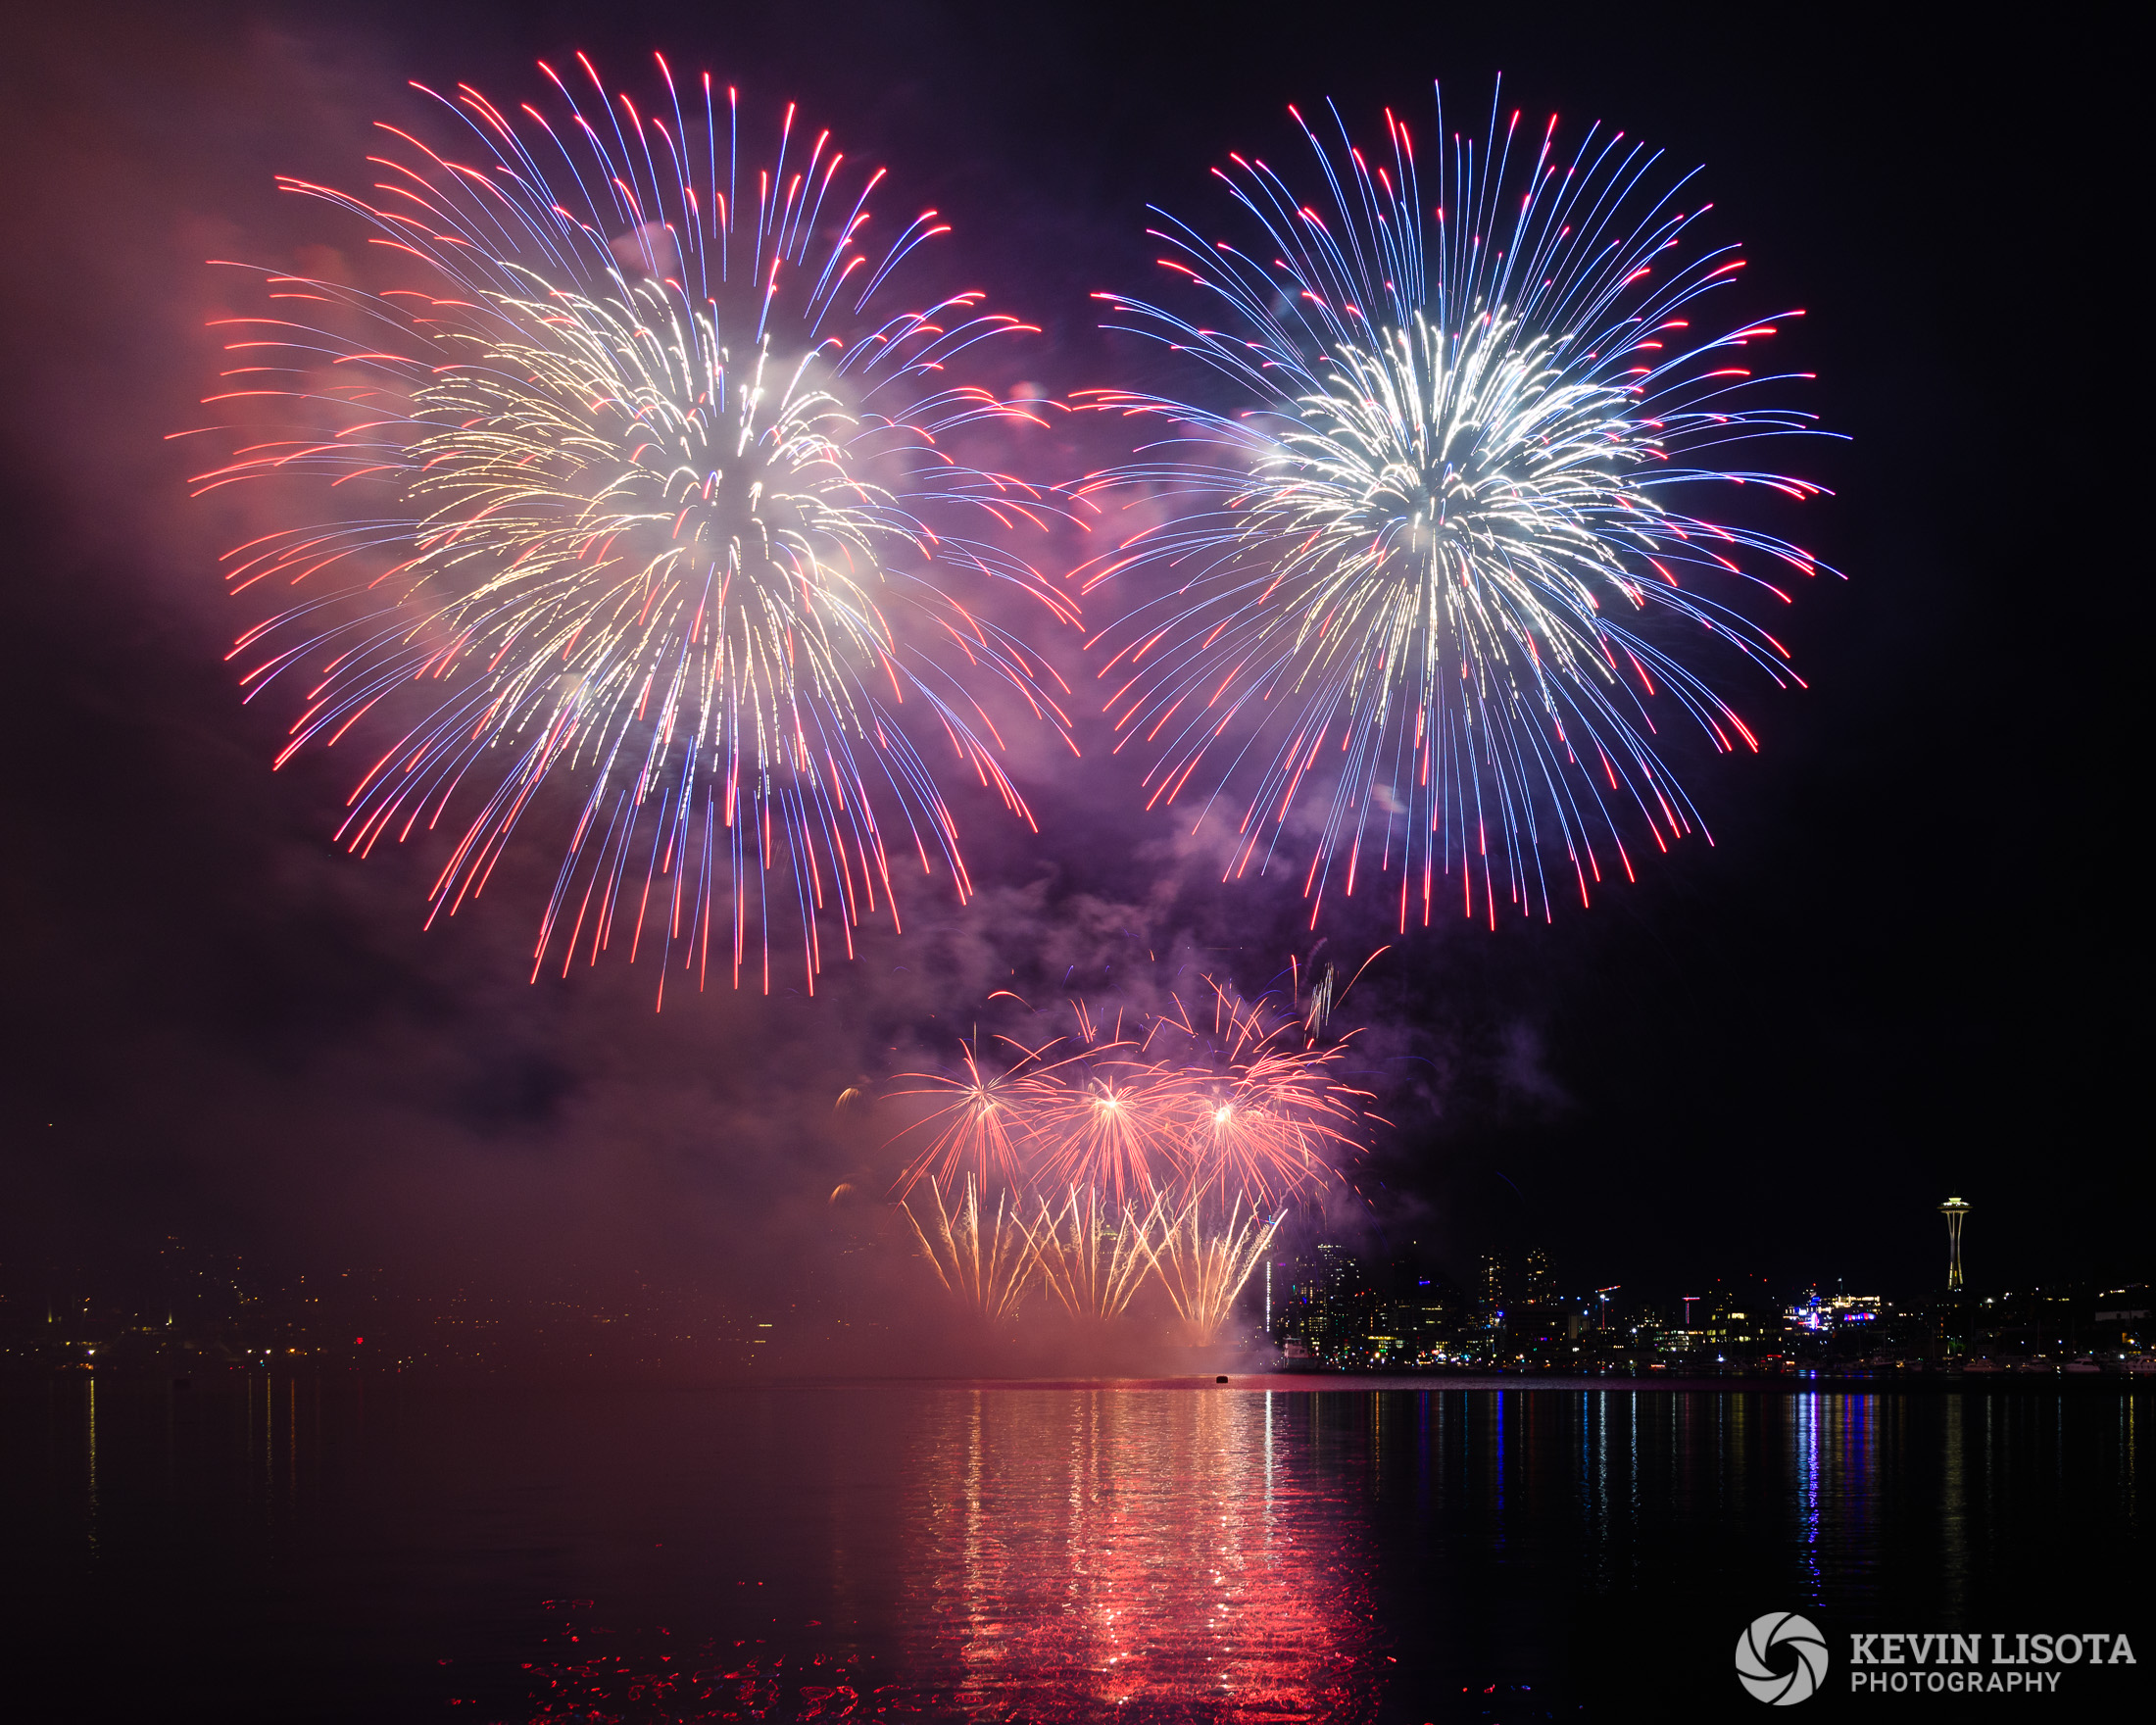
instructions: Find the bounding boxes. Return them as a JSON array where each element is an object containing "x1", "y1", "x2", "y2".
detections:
[{"x1": 0, "y1": 0, "x2": 2137, "y2": 1321}]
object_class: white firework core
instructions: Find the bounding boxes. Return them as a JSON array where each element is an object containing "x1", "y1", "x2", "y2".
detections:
[
  {"x1": 192, "y1": 59, "x2": 1077, "y2": 997},
  {"x1": 1079, "y1": 87, "x2": 1835, "y2": 927}
]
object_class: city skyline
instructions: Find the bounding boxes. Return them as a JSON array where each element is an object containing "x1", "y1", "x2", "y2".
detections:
[{"x1": 13, "y1": 1187, "x2": 2151, "y2": 1386}]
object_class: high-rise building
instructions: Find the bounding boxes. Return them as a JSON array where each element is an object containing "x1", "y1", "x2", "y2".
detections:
[
  {"x1": 1314, "y1": 1243, "x2": 1346, "y2": 1350},
  {"x1": 1481, "y1": 1250, "x2": 1505, "y2": 1310}
]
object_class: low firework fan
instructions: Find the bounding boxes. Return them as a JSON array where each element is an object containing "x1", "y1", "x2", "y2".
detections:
[
  {"x1": 189, "y1": 54, "x2": 1075, "y2": 996},
  {"x1": 1077, "y1": 81, "x2": 1836, "y2": 928}
]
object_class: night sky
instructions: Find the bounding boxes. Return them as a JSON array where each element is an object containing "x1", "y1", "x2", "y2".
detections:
[{"x1": 1, "y1": 0, "x2": 2138, "y2": 1330}]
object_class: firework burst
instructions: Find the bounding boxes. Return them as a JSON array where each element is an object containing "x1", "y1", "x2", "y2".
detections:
[
  {"x1": 887, "y1": 961, "x2": 1378, "y2": 1334},
  {"x1": 1142, "y1": 980, "x2": 1375, "y2": 1202},
  {"x1": 1077, "y1": 81, "x2": 1834, "y2": 928},
  {"x1": 890, "y1": 967, "x2": 1375, "y2": 1204},
  {"x1": 186, "y1": 54, "x2": 1076, "y2": 996},
  {"x1": 885, "y1": 1034, "x2": 1071, "y2": 1195},
  {"x1": 1029, "y1": 1064, "x2": 1180, "y2": 1204}
]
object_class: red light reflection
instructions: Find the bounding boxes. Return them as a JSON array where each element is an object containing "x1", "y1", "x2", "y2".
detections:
[
  {"x1": 894, "y1": 1388, "x2": 1380, "y2": 1720},
  {"x1": 507, "y1": 1389, "x2": 1382, "y2": 1721}
]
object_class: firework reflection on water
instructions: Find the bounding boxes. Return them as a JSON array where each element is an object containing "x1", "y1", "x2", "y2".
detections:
[{"x1": 900, "y1": 1388, "x2": 1380, "y2": 1721}]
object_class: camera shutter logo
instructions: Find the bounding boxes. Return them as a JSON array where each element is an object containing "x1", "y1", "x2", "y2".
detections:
[{"x1": 1736, "y1": 1612, "x2": 1830, "y2": 1704}]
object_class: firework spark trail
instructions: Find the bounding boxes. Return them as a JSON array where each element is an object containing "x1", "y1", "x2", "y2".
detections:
[
  {"x1": 902, "y1": 1175, "x2": 1035, "y2": 1319},
  {"x1": 1020, "y1": 1185, "x2": 1166, "y2": 1321},
  {"x1": 183, "y1": 54, "x2": 1079, "y2": 997},
  {"x1": 1074, "y1": 80, "x2": 1837, "y2": 929},
  {"x1": 1148, "y1": 1191, "x2": 1286, "y2": 1346}
]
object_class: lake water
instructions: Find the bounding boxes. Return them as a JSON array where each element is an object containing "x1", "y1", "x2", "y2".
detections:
[{"x1": 3, "y1": 1376, "x2": 2148, "y2": 1720}]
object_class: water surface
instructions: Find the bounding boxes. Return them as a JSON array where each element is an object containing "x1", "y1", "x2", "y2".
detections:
[{"x1": 3, "y1": 1376, "x2": 2147, "y2": 1719}]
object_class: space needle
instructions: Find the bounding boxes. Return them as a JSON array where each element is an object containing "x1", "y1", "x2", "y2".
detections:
[{"x1": 1938, "y1": 1196, "x2": 1972, "y2": 1292}]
